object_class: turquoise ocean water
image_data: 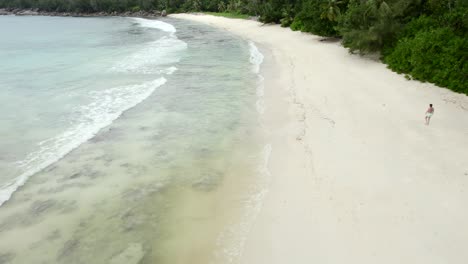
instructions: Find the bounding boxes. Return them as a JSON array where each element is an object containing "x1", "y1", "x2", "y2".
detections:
[{"x1": 0, "y1": 15, "x2": 266, "y2": 263}]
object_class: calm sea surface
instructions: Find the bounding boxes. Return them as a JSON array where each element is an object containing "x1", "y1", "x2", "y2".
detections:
[{"x1": 0, "y1": 15, "x2": 265, "y2": 263}]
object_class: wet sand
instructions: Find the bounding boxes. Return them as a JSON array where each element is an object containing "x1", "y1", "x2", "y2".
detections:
[{"x1": 172, "y1": 13, "x2": 468, "y2": 264}]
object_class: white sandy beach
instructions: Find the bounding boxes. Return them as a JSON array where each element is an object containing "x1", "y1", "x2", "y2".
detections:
[{"x1": 172, "y1": 14, "x2": 468, "y2": 264}]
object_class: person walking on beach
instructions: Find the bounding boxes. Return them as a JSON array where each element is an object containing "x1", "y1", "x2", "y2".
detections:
[{"x1": 425, "y1": 104, "x2": 434, "y2": 125}]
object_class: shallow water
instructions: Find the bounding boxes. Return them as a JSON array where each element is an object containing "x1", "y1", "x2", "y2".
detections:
[{"x1": 0, "y1": 16, "x2": 266, "y2": 263}]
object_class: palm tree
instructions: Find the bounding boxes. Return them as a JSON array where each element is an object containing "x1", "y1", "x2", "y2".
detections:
[{"x1": 320, "y1": 0, "x2": 344, "y2": 22}]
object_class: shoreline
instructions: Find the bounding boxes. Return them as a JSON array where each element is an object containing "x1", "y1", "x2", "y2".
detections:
[
  {"x1": 172, "y1": 13, "x2": 468, "y2": 263},
  {"x1": 0, "y1": 16, "x2": 271, "y2": 264},
  {"x1": 0, "y1": 8, "x2": 164, "y2": 17}
]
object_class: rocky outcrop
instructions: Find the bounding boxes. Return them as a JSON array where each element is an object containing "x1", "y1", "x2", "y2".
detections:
[
  {"x1": 0, "y1": 8, "x2": 163, "y2": 18},
  {"x1": 0, "y1": 9, "x2": 11, "y2": 15},
  {"x1": 16, "y1": 9, "x2": 39, "y2": 16}
]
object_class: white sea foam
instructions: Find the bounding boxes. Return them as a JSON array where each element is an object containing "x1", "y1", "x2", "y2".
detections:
[
  {"x1": 132, "y1": 17, "x2": 177, "y2": 33},
  {"x1": 0, "y1": 18, "x2": 184, "y2": 206},
  {"x1": 111, "y1": 36, "x2": 187, "y2": 74},
  {"x1": 248, "y1": 41, "x2": 266, "y2": 114},
  {"x1": 213, "y1": 41, "x2": 271, "y2": 263},
  {"x1": 111, "y1": 18, "x2": 187, "y2": 74},
  {"x1": 214, "y1": 144, "x2": 272, "y2": 263},
  {"x1": 0, "y1": 78, "x2": 167, "y2": 206},
  {"x1": 248, "y1": 41, "x2": 264, "y2": 74},
  {"x1": 162, "y1": 66, "x2": 178, "y2": 75}
]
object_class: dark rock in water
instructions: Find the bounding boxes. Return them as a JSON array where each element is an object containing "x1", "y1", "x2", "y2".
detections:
[
  {"x1": 90, "y1": 154, "x2": 114, "y2": 167},
  {"x1": 0, "y1": 211, "x2": 26, "y2": 231},
  {"x1": 29, "y1": 199, "x2": 77, "y2": 216},
  {"x1": 119, "y1": 162, "x2": 146, "y2": 176},
  {"x1": 29, "y1": 200, "x2": 57, "y2": 216},
  {"x1": 155, "y1": 150, "x2": 168, "y2": 158},
  {"x1": 193, "y1": 147, "x2": 211, "y2": 157},
  {"x1": 110, "y1": 243, "x2": 145, "y2": 264},
  {"x1": 0, "y1": 200, "x2": 77, "y2": 231},
  {"x1": 58, "y1": 200, "x2": 78, "y2": 214},
  {"x1": 120, "y1": 163, "x2": 131, "y2": 168},
  {"x1": 70, "y1": 173, "x2": 81, "y2": 179},
  {"x1": 0, "y1": 252, "x2": 15, "y2": 264},
  {"x1": 121, "y1": 183, "x2": 164, "y2": 203},
  {"x1": 46, "y1": 229, "x2": 62, "y2": 241},
  {"x1": 59, "y1": 166, "x2": 103, "y2": 182},
  {"x1": 57, "y1": 239, "x2": 79, "y2": 261},
  {"x1": 38, "y1": 182, "x2": 90, "y2": 194},
  {"x1": 44, "y1": 165, "x2": 57, "y2": 173},
  {"x1": 84, "y1": 168, "x2": 103, "y2": 179},
  {"x1": 90, "y1": 127, "x2": 124, "y2": 143},
  {"x1": 124, "y1": 164, "x2": 147, "y2": 177},
  {"x1": 192, "y1": 170, "x2": 224, "y2": 192},
  {"x1": 120, "y1": 209, "x2": 145, "y2": 232},
  {"x1": 29, "y1": 229, "x2": 62, "y2": 249}
]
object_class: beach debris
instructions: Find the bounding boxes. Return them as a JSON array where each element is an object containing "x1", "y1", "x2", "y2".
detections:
[{"x1": 110, "y1": 243, "x2": 145, "y2": 264}]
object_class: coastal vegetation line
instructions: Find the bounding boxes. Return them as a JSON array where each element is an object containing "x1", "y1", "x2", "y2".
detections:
[{"x1": 1, "y1": 0, "x2": 466, "y2": 94}]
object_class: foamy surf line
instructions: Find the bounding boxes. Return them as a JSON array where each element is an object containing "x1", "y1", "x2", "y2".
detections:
[
  {"x1": 111, "y1": 18, "x2": 187, "y2": 74},
  {"x1": 249, "y1": 41, "x2": 265, "y2": 115},
  {"x1": 0, "y1": 78, "x2": 167, "y2": 206},
  {"x1": 213, "y1": 42, "x2": 271, "y2": 263},
  {"x1": 0, "y1": 18, "x2": 186, "y2": 207},
  {"x1": 132, "y1": 17, "x2": 177, "y2": 33},
  {"x1": 213, "y1": 144, "x2": 272, "y2": 263}
]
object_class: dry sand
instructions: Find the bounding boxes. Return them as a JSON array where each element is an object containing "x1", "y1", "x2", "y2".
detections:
[{"x1": 172, "y1": 14, "x2": 468, "y2": 264}]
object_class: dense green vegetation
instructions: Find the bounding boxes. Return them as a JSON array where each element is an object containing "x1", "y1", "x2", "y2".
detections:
[
  {"x1": 204, "y1": 12, "x2": 250, "y2": 19},
  {"x1": 1, "y1": 0, "x2": 466, "y2": 93},
  {"x1": 0, "y1": 0, "x2": 160, "y2": 13}
]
